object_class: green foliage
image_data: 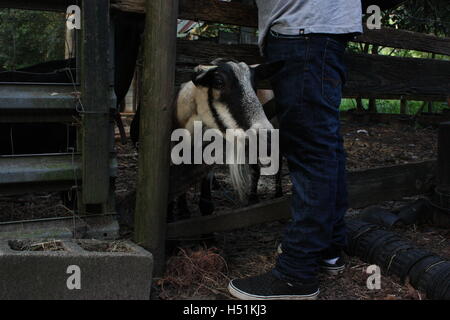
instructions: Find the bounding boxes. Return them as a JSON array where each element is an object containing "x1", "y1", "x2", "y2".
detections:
[
  {"x1": 389, "y1": 0, "x2": 450, "y2": 36},
  {"x1": 340, "y1": 99, "x2": 448, "y2": 115},
  {"x1": 190, "y1": 23, "x2": 239, "y2": 38},
  {"x1": 0, "y1": 9, "x2": 66, "y2": 70}
]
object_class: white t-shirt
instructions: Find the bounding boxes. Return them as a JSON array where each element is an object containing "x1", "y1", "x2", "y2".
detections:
[{"x1": 256, "y1": 0, "x2": 363, "y2": 50}]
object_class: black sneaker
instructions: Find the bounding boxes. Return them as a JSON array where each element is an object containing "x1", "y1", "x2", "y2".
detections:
[
  {"x1": 319, "y1": 257, "x2": 346, "y2": 275},
  {"x1": 228, "y1": 271, "x2": 319, "y2": 300},
  {"x1": 277, "y1": 244, "x2": 346, "y2": 275}
]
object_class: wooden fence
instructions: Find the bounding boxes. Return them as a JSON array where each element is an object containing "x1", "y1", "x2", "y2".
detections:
[
  {"x1": 122, "y1": 0, "x2": 450, "y2": 273},
  {"x1": 112, "y1": 0, "x2": 450, "y2": 102},
  {"x1": 0, "y1": 0, "x2": 118, "y2": 238},
  {"x1": 1, "y1": 0, "x2": 448, "y2": 273}
]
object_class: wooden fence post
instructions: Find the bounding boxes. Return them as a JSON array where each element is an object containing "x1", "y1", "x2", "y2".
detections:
[
  {"x1": 134, "y1": 0, "x2": 178, "y2": 276},
  {"x1": 81, "y1": 0, "x2": 115, "y2": 210}
]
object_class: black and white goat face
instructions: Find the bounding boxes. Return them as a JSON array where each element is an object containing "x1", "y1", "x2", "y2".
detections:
[
  {"x1": 175, "y1": 59, "x2": 284, "y2": 201},
  {"x1": 188, "y1": 59, "x2": 284, "y2": 133}
]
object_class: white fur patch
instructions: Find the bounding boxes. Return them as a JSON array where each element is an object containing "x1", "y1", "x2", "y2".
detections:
[{"x1": 213, "y1": 102, "x2": 239, "y2": 130}]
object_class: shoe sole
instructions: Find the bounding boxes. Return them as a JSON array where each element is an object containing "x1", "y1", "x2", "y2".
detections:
[{"x1": 228, "y1": 282, "x2": 320, "y2": 300}]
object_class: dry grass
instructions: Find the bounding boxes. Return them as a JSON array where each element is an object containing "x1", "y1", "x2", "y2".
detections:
[
  {"x1": 77, "y1": 240, "x2": 134, "y2": 253},
  {"x1": 157, "y1": 246, "x2": 230, "y2": 299},
  {"x1": 9, "y1": 239, "x2": 65, "y2": 251}
]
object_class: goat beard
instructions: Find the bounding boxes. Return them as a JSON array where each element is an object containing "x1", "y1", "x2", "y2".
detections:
[{"x1": 227, "y1": 134, "x2": 252, "y2": 202}]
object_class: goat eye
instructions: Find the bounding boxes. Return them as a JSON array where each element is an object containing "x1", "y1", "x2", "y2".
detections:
[{"x1": 213, "y1": 76, "x2": 224, "y2": 88}]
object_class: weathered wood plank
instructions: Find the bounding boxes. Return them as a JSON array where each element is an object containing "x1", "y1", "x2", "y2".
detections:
[
  {"x1": 134, "y1": 0, "x2": 179, "y2": 276},
  {"x1": 176, "y1": 40, "x2": 450, "y2": 101},
  {"x1": 81, "y1": 0, "x2": 115, "y2": 205},
  {"x1": 111, "y1": 0, "x2": 145, "y2": 13},
  {"x1": 167, "y1": 160, "x2": 437, "y2": 238},
  {"x1": 356, "y1": 27, "x2": 450, "y2": 56},
  {"x1": 347, "y1": 160, "x2": 436, "y2": 208},
  {"x1": 344, "y1": 53, "x2": 450, "y2": 100},
  {"x1": 179, "y1": 0, "x2": 257, "y2": 28},
  {"x1": 167, "y1": 196, "x2": 291, "y2": 239}
]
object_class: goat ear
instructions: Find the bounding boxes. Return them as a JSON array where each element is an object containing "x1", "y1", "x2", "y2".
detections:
[
  {"x1": 253, "y1": 60, "x2": 285, "y2": 81},
  {"x1": 191, "y1": 65, "x2": 217, "y2": 87}
]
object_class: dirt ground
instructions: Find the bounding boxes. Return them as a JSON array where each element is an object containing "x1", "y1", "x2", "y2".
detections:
[
  {"x1": 0, "y1": 119, "x2": 448, "y2": 300},
  {"x1": 153, "y1": 203, "x2": 449, "y2": 301},
  {"x1": 116, "y1": 120, "x2": 446, "y2": 300}
]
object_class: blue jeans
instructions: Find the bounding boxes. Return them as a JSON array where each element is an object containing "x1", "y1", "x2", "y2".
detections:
[{"x1": 265, "y1": 31, "x2": 349, "y2": 281}]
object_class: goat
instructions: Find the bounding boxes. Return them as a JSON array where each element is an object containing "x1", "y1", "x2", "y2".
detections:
[
  {"x1": 176, "y1": 59, "x2": 283, "y2": 200},
  {"x1": 131, "y1": 59, "x2": 284, "y2": 220}
]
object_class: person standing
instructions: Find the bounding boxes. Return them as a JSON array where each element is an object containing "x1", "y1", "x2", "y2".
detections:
[{"x1": 228, "y1": 0, "x2": 363, "y2": 300}]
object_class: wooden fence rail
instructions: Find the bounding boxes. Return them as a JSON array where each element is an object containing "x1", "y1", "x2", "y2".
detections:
[
  {"x1": 2, "y1": 0, "x2": 449, "y2": 101},
  {"x1": 3, "y1": 0, "x2": 449, "y2": 57},
  {"x1": 167, "y1": 160, "x2": 436, "y2": 238},
  {"x1": 176, "y1": 40, "x2": 450, "y2": 101}
]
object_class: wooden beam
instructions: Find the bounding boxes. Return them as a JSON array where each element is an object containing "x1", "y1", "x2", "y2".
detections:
[
  {"x1": 344, "y1": 53, "x2": 450, "y2": 101},
  {"x1": 81, "y1": 0, "x2": 115, "y2": 205},
  {"x1": 167, "y1": 160, "x2": 436, "y2": 238},
  {"x1": 175, "y1": 40, "x2": 450, "y2": 101},
  {"x1": 179, "y1": 0, "x2": 257, "y2": 28},
  {"x1": 167, "y1": 196, "x2": 291, "y2": 239},
  {"x1": 347, "y1": 160, "x2": 436, "y2": 208},
  {"x1": 111, "y1": 0, "x2": 145, "y2": 13},
  {"x1": 356, "y1": 27, "x2": 450, "y2": 57},
  {"x1": 134, "y1": 0, "x2": 178, "y2": 276}
]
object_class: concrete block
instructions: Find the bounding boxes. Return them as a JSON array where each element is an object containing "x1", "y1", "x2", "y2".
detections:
[{"x1": 0, "y1": 239, "x2": 153, "y2": 300}]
